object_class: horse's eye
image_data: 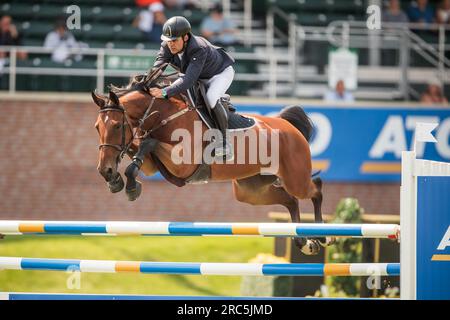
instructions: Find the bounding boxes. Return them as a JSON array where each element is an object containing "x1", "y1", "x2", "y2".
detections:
[{"x1": 115, "y1": 124, "x2": 122, "y2": 130}]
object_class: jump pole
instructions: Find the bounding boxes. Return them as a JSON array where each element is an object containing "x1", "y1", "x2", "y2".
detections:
[
  {"x1": 0, "y1": 221, "x2": 400, "y2": 239},
  {"x1": 0, "y1": 257, "x2": 400, "y2": 277}
]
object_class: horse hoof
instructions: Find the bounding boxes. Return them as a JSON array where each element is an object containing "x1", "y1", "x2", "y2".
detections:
[
  {"x1": 107, "y1": 174, "x2": 124, "y2": 193},
  {"x1": 323, "y1": 236, "x2": 336, "y2": 247},
  {"x1": 314, "y1": 236, "x2": 336, "y2": 248},
  {"x1": 126, "y1": 181, "x2": 142, "y2": 201},
  {"x1": 300, "y1": 239, "x2": 321, "y2": 255}
]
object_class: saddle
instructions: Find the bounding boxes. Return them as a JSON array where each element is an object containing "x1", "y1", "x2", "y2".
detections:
[{"x1": 188, "y1": 82, "x2": 255, "y2": 131}]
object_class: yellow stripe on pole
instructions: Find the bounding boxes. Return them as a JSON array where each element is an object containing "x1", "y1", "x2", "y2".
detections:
[
  {"x1": 115, "y1": 261, "x2": 140, "y2": 272},
  {"x1": 18, "y1": 223, "x2": 44, "y2": 233},
  {"x1": 231, "y1": 224, "x2": 259, "y2": 235},
  {"x1": 324, "y1": 264, "x2": 351, "y2": 276}
]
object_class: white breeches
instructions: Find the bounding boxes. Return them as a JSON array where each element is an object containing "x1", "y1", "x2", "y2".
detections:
[{"x1": 205, "y1": 65, "x2": 235, "y2": 109}]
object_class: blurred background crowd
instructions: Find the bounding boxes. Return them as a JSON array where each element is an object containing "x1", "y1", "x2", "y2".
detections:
[{"x1": 0, "y1": 0, "x2": 449, "y2": 103}]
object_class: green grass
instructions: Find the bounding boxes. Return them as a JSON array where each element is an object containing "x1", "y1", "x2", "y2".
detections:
[{"x1": 0, "y1": 236, "x2": 273, "y2": 296}]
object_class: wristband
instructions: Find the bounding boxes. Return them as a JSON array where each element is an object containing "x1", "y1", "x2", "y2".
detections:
[{"x1": 162, "y1": 88, "x2": 168, "y2": 99}]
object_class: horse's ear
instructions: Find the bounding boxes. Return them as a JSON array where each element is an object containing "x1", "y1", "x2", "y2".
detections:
[
  {"x1": 91, "y1": 90, "x2": 106, "y2": 108},
  {"x1": 109, "y1": 91, "x2": 120, "y2": 106}
]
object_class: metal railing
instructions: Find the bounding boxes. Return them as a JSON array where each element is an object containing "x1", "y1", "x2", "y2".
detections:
[
  {"x1": 323, "y1": 21, "x2": 450, "y2": 99},
  {"x1": 0, "y1": 45, "x2": 287, "y2": 97},
  {"x1": 265, "y1": 6, "x2": 298, "y2": 95},
  {"x1": 266, "y1": 5, "x2": 450, "y2": 100},
  {"x1": 0, "y1": 0, "x2": 261, "y2": 97},
  {"x1": 2, "y1": 5, "x2": 449, "y2": 100}
]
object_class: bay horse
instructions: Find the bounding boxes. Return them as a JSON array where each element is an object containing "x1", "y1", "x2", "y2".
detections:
[{"x1": 92, "y1": 75, "x2": 335, "y2": 255}]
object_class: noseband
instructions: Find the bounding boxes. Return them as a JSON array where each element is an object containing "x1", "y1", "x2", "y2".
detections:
[{"x1": 98, "y1": 107, "x2": 134, "y2": 162}]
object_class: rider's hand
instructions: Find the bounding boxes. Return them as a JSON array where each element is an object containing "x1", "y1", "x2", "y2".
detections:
[{"x1": 149, "y1": 88, "x2": 163, "y2": 98}]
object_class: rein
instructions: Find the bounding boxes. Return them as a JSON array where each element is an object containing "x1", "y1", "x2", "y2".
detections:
[{"x1": 137, "y1": 93, "x2": 195, "y2": 140}]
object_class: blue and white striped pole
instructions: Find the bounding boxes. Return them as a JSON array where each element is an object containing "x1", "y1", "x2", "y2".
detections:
[
  {"x1": 0, "y1": 257, "x2": 400, "y2": 276},
  {"x1": 0, "y1": 221, "x2": 400, "y2": 239}
]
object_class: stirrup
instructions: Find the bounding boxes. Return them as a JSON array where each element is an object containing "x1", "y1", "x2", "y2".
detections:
[
  {"x1": 220, "y1": 95, "x2": 235, "y2": 112},
  {"x1": 214, "y1": 140, "x2": 234, "y2": 161}
]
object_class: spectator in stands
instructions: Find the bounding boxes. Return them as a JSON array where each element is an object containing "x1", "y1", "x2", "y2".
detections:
[
  {"x1": 408, "y1": 0, "x2": 435, "y2": 24},
  {"x1": 436, "y1": 0, "x2": 450, "y2": 24},
  {"x1": 163, "y1": 0, "x2": 199, "y2": 10},
  {"x1": 324, "y1": 80, "x2": 355, "y2": 103},
  {"x1": 44, "y1": 19, "x2": 80, "y2": 63},
  {"x1": 0, "y1": 15, "x2": 27, "y2": 61},
  {"x1": 133, "y1": 0, "x2": 167, "y2": 43},
  {"x1": 383, "y1": 0, "x2": 409, "y2": 23},
  {"x1": 200, "y1": 4, "x2": 238, "y2": 47},
  {"x1": 420, "y1": 80, "x2": 448, "y2": 105}
]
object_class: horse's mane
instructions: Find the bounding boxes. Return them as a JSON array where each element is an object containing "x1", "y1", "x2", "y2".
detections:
[
  {"x1": 109, "y1": 64, "x2": 178, "y2": 98},
  {"x1": 109, "y1": 74, "x2": 149, "y2": 98}
]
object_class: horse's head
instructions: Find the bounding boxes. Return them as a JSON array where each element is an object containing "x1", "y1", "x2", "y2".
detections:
[{"x1": 92, "y1": 90, "x2": 133, "y2": 193}]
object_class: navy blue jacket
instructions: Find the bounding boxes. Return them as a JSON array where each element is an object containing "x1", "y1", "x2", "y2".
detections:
[{"x1": 152, "y1": 35, "x2": 235, "y2": 98}]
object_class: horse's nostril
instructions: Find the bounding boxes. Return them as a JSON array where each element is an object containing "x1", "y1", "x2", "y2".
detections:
[{"x1": 99, "y1": 166, "x2": 114, "y2": 179}]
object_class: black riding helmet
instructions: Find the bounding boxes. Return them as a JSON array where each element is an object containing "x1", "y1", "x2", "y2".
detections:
[{"x1": 161, "y1": 16, "x2": 192, "y2": 41}]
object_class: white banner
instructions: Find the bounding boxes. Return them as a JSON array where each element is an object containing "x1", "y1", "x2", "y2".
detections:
[{"x1": 328, "y1": 48, "x2": 358, "y2": 90}]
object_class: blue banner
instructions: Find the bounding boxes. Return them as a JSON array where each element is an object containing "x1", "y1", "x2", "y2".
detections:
[
  {"x1": 417, "y1": 176, "x2": 450, "y2": 299},
  {"x1": 238, "y1": 104, "x2": 450, "y2": 182},
  {"x1": 143, "y1": 104, "x2": 450, "y2": 182}
]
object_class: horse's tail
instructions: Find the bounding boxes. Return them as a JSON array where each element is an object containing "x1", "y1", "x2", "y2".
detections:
[{"x1": 279, "y1": 105, "x2": 313, "y2": 142}]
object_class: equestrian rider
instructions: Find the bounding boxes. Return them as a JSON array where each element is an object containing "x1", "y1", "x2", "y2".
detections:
[{"x1": 149, "y1": 16, "x2": 235, "y2": 160}]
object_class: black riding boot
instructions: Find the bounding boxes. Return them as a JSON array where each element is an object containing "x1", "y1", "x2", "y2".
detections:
[{"x1": 212, "y1": 100, "x2": 233, "y2": 161}]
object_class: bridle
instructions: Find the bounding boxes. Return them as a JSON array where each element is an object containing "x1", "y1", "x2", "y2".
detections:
[
  {"x1": 97, "y1": 93, "x2": 195, "y2": 164},
  {"x1": 96, "y1": 96, "x2": 161, "y2": 163},
  {"x1": 98, "y1": 106, "x2": 135, "y2": 163},
  {"x1": 97, "y1": 62, "x2": 196, "y2": 164}
]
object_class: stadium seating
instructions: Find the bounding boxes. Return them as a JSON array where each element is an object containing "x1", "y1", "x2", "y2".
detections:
[
  {"x1": 2, "y1": 0, "x2": 447, "y2": 98},
  {"x1": 266, "y1": 0, "x2": 366, "y2": 25},
  {"x1": 1, "y1": 0, "x2": 261, "y2": 94}
]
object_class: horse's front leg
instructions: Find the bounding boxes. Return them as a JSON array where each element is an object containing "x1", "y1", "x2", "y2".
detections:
[{"x1": 124, "y1": 137, "x2": 159, "y2": 201}]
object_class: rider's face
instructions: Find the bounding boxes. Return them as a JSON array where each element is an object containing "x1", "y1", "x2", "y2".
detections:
[{"x1": 167, "y1": 35, "x2": 187, "y2": 54}]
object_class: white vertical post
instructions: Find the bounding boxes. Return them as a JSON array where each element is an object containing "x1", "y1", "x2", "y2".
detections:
[
  {"x1": 368, "y1": 0, "x2": 381, "y2": 66},
  {"x1": 9, "y1": 47, "x2": 17, "y2": 94},
  {"x1": 244, "y1": 0, "x2": 252, "y2": 46},
  {"x1": 399, "y1": 30, "x2": 410, "y2": 100},
  {"x1": 269, "y1": 54, "x2": 277, "y2": 99},
  {"x1": 222, "y1": 0, "x2": 231, "y2": 19},
  {"x1": 266, "y1": 7, "x2": 276, "y2": 99},
  {"x1": 199, "y1": 0, "x2": 209, "y2": 11},
  {"x1": 266, "y1": 8, "x2": 274, "y2": 54},
  {"x1": 438, "y1": 25, "x2": 445, "y2": 85},
  {"x1": 288, "y1": 16, "x2": 297, "y2": 96},
  {"x1": 342, "y1": 22, "x2": 350, "y2": 49},
  {"x1": 400, "y1": 151, "x2": 417, "y2": 300},
  {"x1": 97, "y1": 50, "x2": 105, "y2": 94}
]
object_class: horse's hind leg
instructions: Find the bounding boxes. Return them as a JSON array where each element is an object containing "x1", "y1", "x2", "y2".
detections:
[
  {"x1": 232, "y1": 175, "x2": 321, "y2": 255},
  {"x1": 280, "y1": 167, "x2": 335, "y2": 253},
  {"x1": 311, "y1": 177, "x2": 323, "y2": 222},
  {"x1": 309, "y1": 177, "x2": 335, "y2": 247}
]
